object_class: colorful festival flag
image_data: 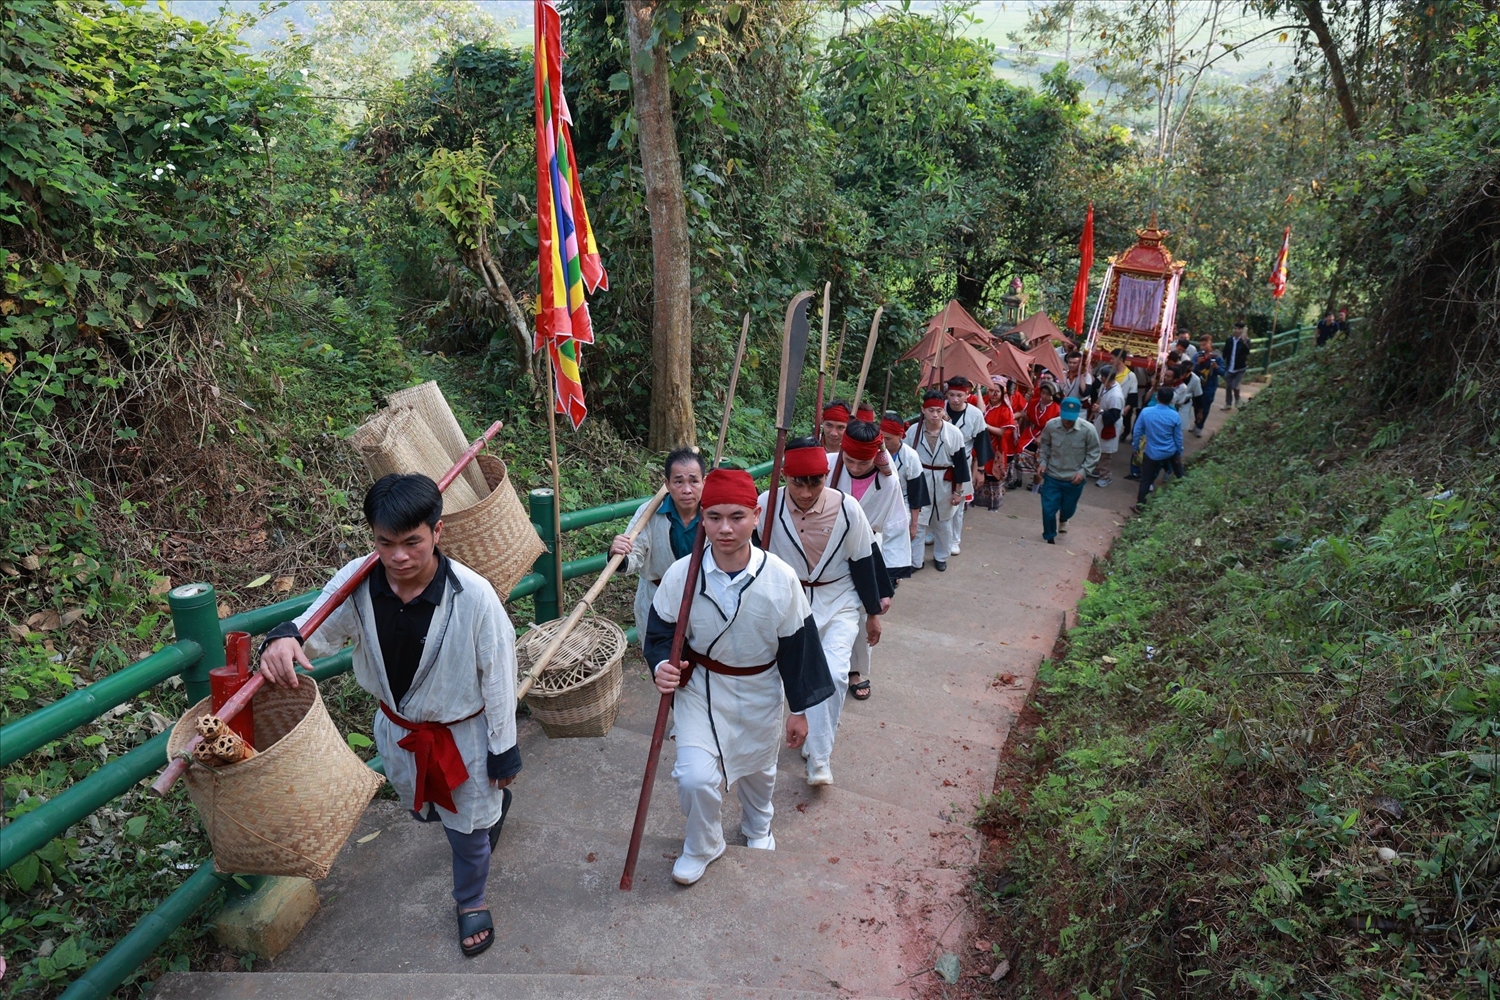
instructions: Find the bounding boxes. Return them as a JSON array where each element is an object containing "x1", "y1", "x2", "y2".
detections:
[
  {"x1": 1268, "y1": 225, "x2": 1291, "y2": 300},
  {"x1": 535, "y1": 0, "x2": 607, "y2": 429},
  {"x1": 1066, "y1": 203, "x2": 1095, "y2": 336}
]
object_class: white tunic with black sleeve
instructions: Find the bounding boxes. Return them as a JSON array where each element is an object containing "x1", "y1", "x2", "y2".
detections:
[
  {"x1": 646, "y1": 548, "x2": 831, "y2": 785},
  {"x1": 756, "y1": 489, "x2": 882, "y2": 627},
  {"x1": 905, "y1": 421, "x2": 969, "y2": 523},
  {"x1": 831, "y1": 464, "x2": 912, "y2": 572}
]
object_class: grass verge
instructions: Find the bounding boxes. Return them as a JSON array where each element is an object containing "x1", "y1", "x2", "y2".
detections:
[{"x1": 964, "y1": 345, "x2": 1500, "y2": 997}]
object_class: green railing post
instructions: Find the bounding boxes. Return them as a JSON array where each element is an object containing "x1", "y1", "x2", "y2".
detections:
[
  {"x1": 529, "y1": 489, "x2": 560, "y2": 624},
  {"x1": 167, "y1": 583, "x2": 223, "y2": 706}
]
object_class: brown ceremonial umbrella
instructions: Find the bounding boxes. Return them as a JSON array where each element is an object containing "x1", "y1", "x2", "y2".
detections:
[
  {"x1": 916, "y1": 335, "x2": 994, "y2": 390},
  {"x1": 925, "y1": 299, "x2": 994, "y2": 348},
  {"x1": 987, "y1": 341, "x2": 1036, "y2": 389},
  {"x1": 1025, "y1": 340, "x2": 1067, "y2": 381},
  {"x1": 1000, "y1": 311, "x2": 1067, "y2": 348}
]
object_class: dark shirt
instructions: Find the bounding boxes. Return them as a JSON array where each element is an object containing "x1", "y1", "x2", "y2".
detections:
[
  {"x1": 661, "y1": 498, "x2": 700, "y2": 560},
  {"x1": 369, "y1": 553, "x2": 448, "y2": 707}
]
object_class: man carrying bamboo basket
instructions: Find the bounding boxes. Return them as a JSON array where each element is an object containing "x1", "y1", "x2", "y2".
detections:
[
  {"x1": 258, "y1": 473, "x2": 519, "y2": 957},
  {"x1": 609, "y1": 447, "x2": 705, "y2": 651},
  {"x1": 646, "y1": 468, "x2": 833, "y2": 886}
]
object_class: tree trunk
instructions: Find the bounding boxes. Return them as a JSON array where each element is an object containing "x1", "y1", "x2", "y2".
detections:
[
  {"x1": 626, "y1": 0, "x2": 695, "y2": 451},
  {"x1": 1297, "y1": 0, "x2": 1360, "y2": 134}
]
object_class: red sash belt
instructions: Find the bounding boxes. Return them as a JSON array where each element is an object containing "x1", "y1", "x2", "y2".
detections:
[
  {"x1": 684, "y1": 649, "x2": 774, "y2": 677},
  {"x1": 379, "y1": 702, "x2": 484, "y2": 814},
  {"x1": 922, "y1": 463, "x2": 956, "y2": 481}
]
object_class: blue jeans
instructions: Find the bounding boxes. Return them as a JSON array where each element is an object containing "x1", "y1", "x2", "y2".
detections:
[{"x1": 1040, "y1": 476, "x2": 1084, "y2": 540}]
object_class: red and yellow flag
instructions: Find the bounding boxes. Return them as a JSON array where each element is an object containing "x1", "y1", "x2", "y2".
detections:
[
  {"x1": 1268, "y1": 225, "x2": 1291, "y2": 300},
  {"x1": 535, "y1": 0, "x2": 607, "y2": 429}
]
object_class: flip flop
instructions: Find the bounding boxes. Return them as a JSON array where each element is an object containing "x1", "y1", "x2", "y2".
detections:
[
  {"x1": 457, "y1": 907, "x2": 494, "y2": 957},
  {"x1": 850, "y1": 679, "x2": 872, "y2": 701}
]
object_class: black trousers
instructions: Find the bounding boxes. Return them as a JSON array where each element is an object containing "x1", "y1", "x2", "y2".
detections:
[{"x1": 1137, "y1": 452, "x2": 1185, "y2": 504}]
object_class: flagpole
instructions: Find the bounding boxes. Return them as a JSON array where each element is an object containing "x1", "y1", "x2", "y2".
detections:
[{"x1": 546, "y1": 355, "x2": 565, "y2": 613}]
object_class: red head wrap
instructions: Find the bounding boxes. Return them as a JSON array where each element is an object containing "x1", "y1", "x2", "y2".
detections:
[
  {"x1": 921, "y1": 396, "x2": 945, "y2": 410},
  {"x1": 880, "y1": 417, "x2": 908, "y2": 436},
  {"x1": 840, "y1": 432, "x2": 881, "y2": 461},
  {"x1": 821, "y1": 404, "x2": 850, "y2": 423},
  {"x1": 782, "y1": 445, "x2": 830, "y2": 478},
  {"x1": 699, "y1": 468, "x2": 758, "y2": 510},
  {"x1": 854, "y1": 405, "x2": 876, "y2": 422}
]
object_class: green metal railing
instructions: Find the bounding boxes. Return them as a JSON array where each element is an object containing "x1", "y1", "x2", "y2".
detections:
[
  {"x1": 1250, "y1": 317, "x2": 1359, "y2": 373},
  {"x1": 1, "y1": 454, "x2": 773, "y2": 1000}
]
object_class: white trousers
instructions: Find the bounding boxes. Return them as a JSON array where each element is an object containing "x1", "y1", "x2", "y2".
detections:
[
  {"x1": 850, "y1": 614, "x2": 871, "y2": 681},
  {"x1": 673, "y1": 745, "x2": 775, "y2": 861},
  {"x1": 911, "y1": 506, "x2": 955, "y2": 568},
  {"x1": 804, "y1": 607, "x2": 859, "y2": 767},
  {"x1": 951, "y1": 493, "x2": 966, "y2": 543}
]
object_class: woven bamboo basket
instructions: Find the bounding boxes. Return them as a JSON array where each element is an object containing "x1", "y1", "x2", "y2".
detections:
[
  {"x1": 348, "y1": 406, "x2": 484, "y2": 513},
  {"x1": 166, "y1": 679, "x2": 384, "y2": 879},
  {"x1": 517, "y1": 616, "x2": 625, "y2": 738},
  {"x1": 387, "y1": 380, "x2": 490, "y2": 498},
  {"x1": 441, "y1": 454, "x2": 546, "y2": 601}
]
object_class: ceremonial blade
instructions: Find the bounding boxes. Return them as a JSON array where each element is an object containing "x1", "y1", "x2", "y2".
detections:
[
  {"x1": 851, "y1": 306, "x2": 884, "y2": 414},
  {"x1": 776, "y1": 291, "x2": 815, "y2": 431},
  {"x1": 813, "y1": 282, "x2": 830, "y2": 424}
]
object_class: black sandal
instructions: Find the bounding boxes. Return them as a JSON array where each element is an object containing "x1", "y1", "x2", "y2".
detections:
[
  {"x1": 849, "y1": 678, "x2": 872, "y2": 701},
  {"x1": 458, "y1": 907, "x2": 495, "y2": 957}
]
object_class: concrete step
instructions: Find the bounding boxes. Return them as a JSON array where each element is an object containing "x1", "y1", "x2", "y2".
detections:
[{"x1": 151, "y1": 971, "x2": 900, "y2": 1000}]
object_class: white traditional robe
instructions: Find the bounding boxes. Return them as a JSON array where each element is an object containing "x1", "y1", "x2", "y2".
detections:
[
  {"x1": 831, "y1": 463, "x2": 911, "y2": 572},
  {"x1": 647, "y1": 547, "x2": 829, "y2": 786},
  {"x1": 905, "y1": 421, "x2": 968, "y2": 524},
  {"x1": 292, "y1": 556, "x2": 517, "y2": 835}
]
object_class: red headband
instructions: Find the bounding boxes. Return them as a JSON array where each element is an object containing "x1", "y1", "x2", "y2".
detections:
[
  {"x1": 880, "y1": 417, "x2": 907, "y2": 436},
  {"x1": 840, "y1": 432, "x2": 880, "y2": 461},
  {"x1": 700, "y1": 468, "x2": 758, "y2": 510},
  {"x1": 922, "y1": 396, "x2": 945, "y2": 410},
  {"x1": 822, "y1": 405, "x2": 850, "y2": 423},
  {"x1": 782, "y1": 446, "x2": 829, "y2": 478},
  {"x1": 854, "y1": 405, "x2": 876, "y2": 422}
]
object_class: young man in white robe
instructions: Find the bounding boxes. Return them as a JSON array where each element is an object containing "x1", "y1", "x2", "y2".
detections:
[
  {"x1": 609, "y1": 447, "x2": 705, "y2": 651},
  {"x1": 942, "y1": 377, "x2": 989, "y2": 555},
  {"x1": 259, "y1": 474, "x2": 519, "y2": 958},
  {"x1": 830, "y1": 411, "x2": 904, "y2": 703},
  {"x1": 758, "y1": 440, "x2": 886, "y2": 787},
  {"x1": 882, "y1": 411, "x2": 928, "y2": 560},
  {"x1": 646, "y1": 469, "x2": 833, "y2": 885},
  {"x1": 906, "y1": 390, "x2": 970, "y2": 572}
]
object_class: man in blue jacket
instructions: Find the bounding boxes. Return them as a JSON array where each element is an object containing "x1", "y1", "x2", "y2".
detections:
[{"x1": 1131, "y1": 386, "x2": 1184, "y2": 510}]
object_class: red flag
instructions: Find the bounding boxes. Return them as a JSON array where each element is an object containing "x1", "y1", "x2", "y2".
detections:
[
  {"x1": 1066, "y1": 203, "x2": 1094, "y2": 336},
  {"x1": 1269, "y1": 225, "x2": 1291, "y2": 300}
]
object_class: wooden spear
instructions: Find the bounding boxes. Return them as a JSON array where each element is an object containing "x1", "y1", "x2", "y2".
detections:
[{"x1": 151, "y1": 420, "x2": 504, "y2": 797}]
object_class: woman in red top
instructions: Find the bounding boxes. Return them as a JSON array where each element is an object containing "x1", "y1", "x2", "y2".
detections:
[
  {"x1": 1017, "y1": 382, "x2": 1059, "y2": 452},
  {"x1": 983, "y1": 391, "x2": 1019, "y2": 481}
]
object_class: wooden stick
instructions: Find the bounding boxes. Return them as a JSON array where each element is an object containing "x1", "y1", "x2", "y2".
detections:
[
  {"x1": 830, "y1": 319, "x2": 847, "y2": 401},
  {"x1": 151, "y1": 421, "x2": 504, "y2": 797},
  {"x1": 813, "y1": 282, "x2": 830, "y2": 430},
  {"x1": 851, "y1": 307, "x2": 884, "y2": 413},
  {"x1": 716, "y1": 315, "x2": 750, "y2": 467},
  {"x1": 545, "y1": 364, "x2": 565, "y2": 614}
]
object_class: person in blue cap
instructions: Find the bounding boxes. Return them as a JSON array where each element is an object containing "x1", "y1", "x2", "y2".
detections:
[{"x1": 1035, "y1": 396, "x2": 1100, "y2": 544}]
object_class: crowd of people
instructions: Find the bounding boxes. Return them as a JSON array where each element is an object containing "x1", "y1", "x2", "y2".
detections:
[{"x1": 245, "y1": 322, "x2": 1263, "y2": 953}]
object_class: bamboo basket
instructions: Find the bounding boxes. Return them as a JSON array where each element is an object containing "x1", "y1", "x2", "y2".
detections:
[
  {"x1": 387, "y1": 381, "x2": 490, "y2": 499},
  {"x1": 517, "y1": 616, "x2": 625, "y2": 738},
  {"x1": 166, "y1": 679, "x2": 384, "y2": 879},
  {"x1": 441, "y1": 454, "x2": 546, "y2": 601},
  {"x1": 348, "y1": 406, "x2": 484, "y2": 512}
]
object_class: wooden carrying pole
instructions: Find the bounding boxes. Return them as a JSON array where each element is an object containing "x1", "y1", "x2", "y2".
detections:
[
  {"x1": 151, "y1": 420, "x2": 505, "y2": 797},
  {"x1": 829, "y1": 306, "x2": 884, "y2": 487},
  {"x1": 620, "y1": 311, "x2": 756, "y2": 891},
  {"x1": 545, "y1": 364, "x2": 565, "y2": 612}
]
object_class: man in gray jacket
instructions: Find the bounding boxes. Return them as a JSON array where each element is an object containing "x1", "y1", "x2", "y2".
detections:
[
  {"x1": 259, "y1": 474, "x2": 519, "y2": 958},
  {"x1": 1036, "y1": 396, "x2": 1101, "y2": 544}
]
